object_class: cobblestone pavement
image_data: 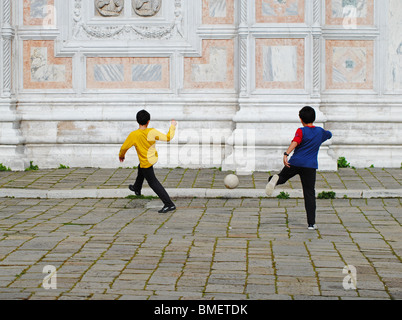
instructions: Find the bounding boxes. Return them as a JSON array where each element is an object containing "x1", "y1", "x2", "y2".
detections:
[
  {"x1": 0, "y1": 196, "x2": 401, "y2": 300},
  {"x1": 0, "y1": 167, "x2": 401, "y2": 191}
]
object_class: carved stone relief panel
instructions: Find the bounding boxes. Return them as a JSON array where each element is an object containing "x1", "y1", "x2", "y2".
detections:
[
  {"x1": 72, "y1": 0, "x2": 185, "y2": 42},
  {"x1": 95, "y1": 0, "x2": 124, "y2": 17},
  {"x1": 133, "y1": 0, "x2": 162, "y2": 17}
]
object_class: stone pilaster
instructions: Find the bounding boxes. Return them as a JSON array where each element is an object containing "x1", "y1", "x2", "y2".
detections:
[
  {"x1": 238, "y1": 0, "x2": 249, "y2": 97},
  {"x1": 311, "y1": 0, "x2": 322, "y2": 99},
  {"x1": 223, "y1": 0, "x2": 256, "y2": 174},
  {"x1": 0, "y1": 0, "x2": 25, "y2": 170}
]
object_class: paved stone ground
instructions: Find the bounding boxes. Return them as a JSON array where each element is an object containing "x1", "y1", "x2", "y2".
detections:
[
  {"x1": 0, "y1": 167, "x2": 401, "y2": 191},
  {"x1": 0, "y1": 167, "x2": 401, "y2": 300},
  {"x1": 0, "y1": 196, "x2": 401, "y2": 300}
]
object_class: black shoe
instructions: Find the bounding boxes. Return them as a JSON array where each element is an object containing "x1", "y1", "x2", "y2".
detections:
[
  {"x1": 158, "y1": 205, "x2": 176, "y2": 214},
  {"x1": 128, "y1": 185, "x2": 141, "y2": 196}
]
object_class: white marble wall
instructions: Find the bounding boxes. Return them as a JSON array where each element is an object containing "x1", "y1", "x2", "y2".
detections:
[
  {"x1": 1, "y1": 0, "x2": 401, "y2": 172},
  {"x1": 388, "y1": 0, "x2": 402, "y2": 92}
]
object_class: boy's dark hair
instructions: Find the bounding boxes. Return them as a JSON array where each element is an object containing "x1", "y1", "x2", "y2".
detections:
[
  {"x1": 137, "y1": 110, "x2": 151, "y2": 125},
  {"x1": 299, "y1": 106, "x2": 316, "y2": 124}
]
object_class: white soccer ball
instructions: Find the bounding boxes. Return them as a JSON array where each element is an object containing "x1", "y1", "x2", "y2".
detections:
[{"x1": 224, "y1": 174, "x2": 240, "y2": 189}]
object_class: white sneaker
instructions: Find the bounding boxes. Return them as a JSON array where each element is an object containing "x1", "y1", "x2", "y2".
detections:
[
  {"x1": 308, "y1": 224, "x2": 318, "y2": 230},
  {"x1": 265, "y1": 174, "x2": 279, "y2": 196}
]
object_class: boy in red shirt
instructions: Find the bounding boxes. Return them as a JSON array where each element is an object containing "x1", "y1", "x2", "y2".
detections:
[{"x1": 266, "y1": 106, "x2": 332, "y2": 230}]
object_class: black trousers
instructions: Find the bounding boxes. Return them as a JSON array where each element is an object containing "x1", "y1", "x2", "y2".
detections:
[
  {"x1": 133, "y1": 165, "x2": 175, "y2": 207},
  {"x1": 271, "y1": 165, "x2": 317, "y2": 225}
]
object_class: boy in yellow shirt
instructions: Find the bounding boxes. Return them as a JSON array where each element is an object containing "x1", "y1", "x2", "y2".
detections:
[{"x1": 119, "y1": 110, "x2": 177, "y2": 214}]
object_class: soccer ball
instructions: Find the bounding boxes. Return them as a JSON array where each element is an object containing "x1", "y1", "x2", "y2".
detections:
[{"x1": 224, "y1": 174, "x2": 240, "y2": 189}]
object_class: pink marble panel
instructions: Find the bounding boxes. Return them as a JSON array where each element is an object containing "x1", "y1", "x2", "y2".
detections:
[
  {"x1": 256, "y1": 38, "x2": 305, "y2": 90},
  {"x1": 202, "y1": 0, "x2": 235, "y2": 25},
  {"x1": 23, "y1": 0, "x2": 55, "y2": 26},
  {"x1": 326, "y1": 40, "x2": 374, "y2": 90},
  {"x1": 256, "y1": 0, "x2": 305, "y2": 24},
  {"x1": 86, "y1": 57, "x2": 170, "y2": 89},
  {"x1": 325, "y1": 0, "x2": 374, "y2": 26},
  {"x1": 184, "y1": 39, "x2": 235, "y2": 90},
  {"x1": 23, "y1": 40, "x2": 72, "y2": 90}
]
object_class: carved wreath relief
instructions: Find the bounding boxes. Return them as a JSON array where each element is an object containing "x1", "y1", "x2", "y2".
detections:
[
  {"x1": 133, "y1": 0, "x2": 162, "y2": 17},
  {"x1": 95, "y1": 0, "x2": 124, "y2": 17}
]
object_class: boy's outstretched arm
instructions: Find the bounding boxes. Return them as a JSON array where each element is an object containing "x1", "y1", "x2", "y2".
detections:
[
  {"x1": 323, "y1": 130, "x2": 333, "y2": 142},
  {"x1": 149, "y1": 120, "x2": 177, "y2": 142}
]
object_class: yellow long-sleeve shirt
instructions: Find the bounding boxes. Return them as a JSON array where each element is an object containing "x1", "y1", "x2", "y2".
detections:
[{"x1": 119, "y1": 125, "x2": 176, "y2": 169}]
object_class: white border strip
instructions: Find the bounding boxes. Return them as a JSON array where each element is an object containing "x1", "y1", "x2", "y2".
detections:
[{"x1": 0, "y1": 188, "x2": 401, "y2": 199}]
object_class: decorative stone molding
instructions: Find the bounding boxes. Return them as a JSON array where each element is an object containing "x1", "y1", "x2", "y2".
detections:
[
  {"x1": 74, "y1": 0, "x2": 182, "y2": 40},
  {"x1": 80, "y1": 22, "x2": 176, "y2": 40}
]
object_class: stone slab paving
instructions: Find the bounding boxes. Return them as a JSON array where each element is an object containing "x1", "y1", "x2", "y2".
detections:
[
  {"x1": 0, "y1": 196, "x2": 401, "y2": 300},
  {"x1": 0, "y1": 167, "x2": 401, "y2": 191},
  {"x1": 0, "y1": 167, "x2": 401, "y2": 200}
]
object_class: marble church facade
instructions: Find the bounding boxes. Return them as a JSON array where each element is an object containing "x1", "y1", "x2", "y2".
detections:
[{"x1": 0, "y1": 0, "x2": 401, "y2": 172}]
